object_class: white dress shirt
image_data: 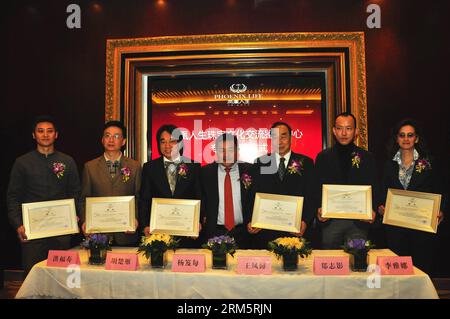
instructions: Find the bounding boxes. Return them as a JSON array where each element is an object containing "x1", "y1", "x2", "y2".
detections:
[
  {"x1": 217, "y1": 162, "x2": 243, "y2": 226},
  {"x1": 275, "y1": 150, "x2": 291, "y2": 168}
]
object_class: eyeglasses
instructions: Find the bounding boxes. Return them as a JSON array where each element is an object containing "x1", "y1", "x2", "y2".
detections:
[
  {"x1": 103, "y1": 133, "x2": 122, "y2": 140},
  {"x1": 398, "y1": 133, "x2": 416, "y2": 138}
]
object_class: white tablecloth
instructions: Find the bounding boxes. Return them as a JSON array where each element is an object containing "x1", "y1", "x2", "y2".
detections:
[{"x1": 16, "y1": 248, "x2": 438, "y2": 299}]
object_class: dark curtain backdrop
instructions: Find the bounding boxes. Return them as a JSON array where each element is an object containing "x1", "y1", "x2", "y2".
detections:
[{"x1": 1, "y1": 0, "x2": 449, "y2": 276}]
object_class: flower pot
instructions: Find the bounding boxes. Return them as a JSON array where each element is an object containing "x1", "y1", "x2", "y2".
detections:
[
  {"x1": 282, "y1": 252, "x2": 298, "y2": 271},
  {"x1": 150, "y1": 250, "x2": 166, "y2": 268},
  {"x1": 88, "y1": 247, "x2": 107, "y2": 265},
  {"x1": 351, "y1": 250, "x2": 368, "y2": 272},
  {"x1": 212, "y1": 252, "x2": 227, "y2": 269}
]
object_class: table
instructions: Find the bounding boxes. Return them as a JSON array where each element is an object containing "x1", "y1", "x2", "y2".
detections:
[{"x1": 16, "y1": 248, "x2": 438, "y2": 299}]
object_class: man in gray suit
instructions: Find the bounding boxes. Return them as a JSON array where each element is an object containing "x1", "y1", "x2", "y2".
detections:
[{"x1": 81, "y1": 121, "x2": 141, "y2": 246}]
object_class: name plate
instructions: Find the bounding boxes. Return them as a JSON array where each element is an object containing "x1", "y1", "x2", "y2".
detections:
[
  {"x1": 236, "y1": 256, "x2": 272, "y2": 275},
  {"x1": 105, "y1": 253, "x2": 139, "y2": 271},
  {"x1": 172, "y1": 254, "x2": 206, "y2": 272},
  {"x1": 377, "y1": 256, "x2": 414, "y2": 275},
  {"x1": 47, "y1": 250, "x2": 80, "y2": 267},
  {"x1": 313, "y1": 256, "x2": 350, "y2": 275}
]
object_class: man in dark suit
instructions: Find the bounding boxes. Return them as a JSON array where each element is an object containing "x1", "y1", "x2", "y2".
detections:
[
  {"x1": 7, "y1": 115, "x2": 81, "y2": 276},
  {"x1": 201, "y1": 133, "x2": 254, "y2": 249},
  {"x1": 247, "y1": 122, "x2": 315, "y2": 249},
  {"x1": 139, "y1": 124, "x2": 201, "y2": 247},
  {"x1": 315, "y1": 112, "x2": 377, "y2": 249},
  {"x1": 81, "y1": 121, "x2": 141, "y2": 246}
]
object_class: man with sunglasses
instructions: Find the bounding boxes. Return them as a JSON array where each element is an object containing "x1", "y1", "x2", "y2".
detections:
[{"x1": 80, "y1": 121, "x2": 141, "y2": 246}]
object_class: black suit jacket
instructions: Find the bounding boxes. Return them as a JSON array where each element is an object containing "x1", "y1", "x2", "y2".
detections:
[
  {"x1": 380, "y1": 156, "x2": 447, "y2": 213},
  {"x1": 251, "y1": 152, "x2": 315, "y2": 225},
  {"x1": 201, "y1": 162, "x2": 254, "y2": 240},
  {"x1": 314, "y1": 144, "x2": 379, "y2": 228},
  {"x1": 138, "y1": 156, "x2": 201, "y2": 230}
]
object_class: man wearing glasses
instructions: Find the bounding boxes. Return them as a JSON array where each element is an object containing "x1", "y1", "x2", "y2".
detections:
[{"x1": 80, "y1": 121, "x2": 141, "y2": 246}]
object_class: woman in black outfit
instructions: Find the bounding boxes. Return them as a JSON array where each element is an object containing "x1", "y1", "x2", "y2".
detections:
[{"x1": 378, "y1": 119, "x2": 445, "y2": 275}]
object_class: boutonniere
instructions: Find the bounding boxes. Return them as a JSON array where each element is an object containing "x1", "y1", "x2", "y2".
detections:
[
  {"x1": 52, "y1": 162, "x2": 66, "y2": 179},
  {"x1": 120, "y1": 167, "x2": 131, "y2": 182},
  {"x1": 239, "y1": 173, "x2": 252, "y2": 190},
  {"x1": 287, "y1": 159, "x2": 304, "y2": 176},
  {"x1": 415, "y1": 159, "x2": 431, "y2": 173},
  {"x1": 351, "y1": 151, "x2": 361, "y2": 168},
  {"x1": 177, "y1": 163, "x2": 188, "y2": 179}
]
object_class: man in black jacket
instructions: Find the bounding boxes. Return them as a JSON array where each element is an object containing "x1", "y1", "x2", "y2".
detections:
[
  {"x1": 7, "y1": 115, "x2": 81, "y2": 276},
  {"x1": 247, "y1": 122, "x2": 315, "y2": 249},
  {"x1": 139, "y1": 124, "x2": 201, "y2": 247},
  {"x1": 315, "y1": 112, "x2": 377, "y2": 249},
  {"x1": 201, "y1": 133, "x2": 254, "y2": 248}
]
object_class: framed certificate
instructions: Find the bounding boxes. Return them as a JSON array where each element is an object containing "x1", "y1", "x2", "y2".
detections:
[
  {"x1": 22, "y1": 199, "x2": 79, "y2": 240},
  {"x1": 250, "y1": 193, "x2": 303, "y2": 233},
  {"x1": 149, "y1": 198, "x2": 201, "y2": 237},
  {"x1": 322, "y1": 184, "x2": 373, "y2": 220},
  {"x1": 383, "y1": 189, "x2": 441, "y2": 233},
  {"x1": 85, "y1": 196, "x2": 136, "y2": 233}
]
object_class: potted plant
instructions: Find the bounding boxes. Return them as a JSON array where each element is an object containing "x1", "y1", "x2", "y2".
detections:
[
  {"x1": 202, "y1": 235, "x2": 237, "y2": 269},
  {"x1": 138, "y1": 234, "x2": 179, "y2": 268},
  {"x1": 343, "y1": 238, "x2": 375, "y2": 272},
  {"x1": 81, "y1": 234, "x2": 112, "y2": 265},
  {"x1": 268, "y1": 237, "x2": 312, "y2": 271}
]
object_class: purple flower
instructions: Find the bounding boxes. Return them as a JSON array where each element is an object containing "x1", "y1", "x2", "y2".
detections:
[
  {"x1": 178, "y1": 163, "x2": 188, "y2": 179},
  {"x1": 240, "y1": 173, "x2": 252, "y2": 190},
  {"x1": 347, "y1": 239, "x2": 366, "y2": 249},
  {"x1": 52, "y1": 162, "x2": 66, "y2": 179},
  {"x1": 121, "y1": 167, "x2": 131, "y2": 182},
  {"x1": 287, "y1": 159, "x2": 303, "y2": 175}
]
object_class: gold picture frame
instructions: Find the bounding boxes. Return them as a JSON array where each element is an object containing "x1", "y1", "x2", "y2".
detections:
[
  {"x1": 383, "y1": 188, "x2": 441, "y2": 233},
  {"x1": 85, "y1": 196, "x2": 136, "y2": 233},
  {"x1": 105, "y1": 32, "x2": 368, "y2": 164},
  {"x1": 251, "y1": 192, "x2": 303, "y2": 233},
  {"x1": 149, "y1": 198, "x2": 201, "y2": 237},
  {"x1": 22, "y1": 199, "x2": 79, "y2": 240},
  {"x1": 322, "y1": 184, "x2": 372, "y2": 220}
]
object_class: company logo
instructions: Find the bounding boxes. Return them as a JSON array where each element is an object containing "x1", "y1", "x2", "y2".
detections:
[{"x1": 229, "y1": 83, "x2": 247, "y2": 94}]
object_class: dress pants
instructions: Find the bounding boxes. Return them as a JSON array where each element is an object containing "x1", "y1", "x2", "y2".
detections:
[
  {"x1": 21, "y1": 235, "x2": 72, "y2": 277},
  {"x1": 321, "y1": 220, "x2": 368, "y2": 249},
  {"x1": 385, "y1": 225, "x2": 436, "y2": 275}
]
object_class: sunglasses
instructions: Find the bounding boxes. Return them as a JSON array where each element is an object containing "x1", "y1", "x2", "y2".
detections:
[{"x1": 397, "y1": 133, "x2": 416, "y2": 138}]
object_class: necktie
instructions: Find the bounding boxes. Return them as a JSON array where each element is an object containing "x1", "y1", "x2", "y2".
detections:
[
  {"x1": 165, "y1": 161, "x2": 177, "y2": 195},
  {"x1": 278, "y1": 157, "x2": 286, "y2": 180},
  {"x1": 106, "y1": 160, "x2": 120, "y2": 178},
  {"x1": 224, "y1": 167, "x2": 235, "y2": 231}
]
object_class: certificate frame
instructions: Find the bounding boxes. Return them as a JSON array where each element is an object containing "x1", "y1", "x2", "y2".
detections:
[
  {"x1": 383, "y1": 188, "x2": 441, "y2": 233},
  {"x1": 251, "y1": 192, "x2": 303, "y2": 233},
  {"x1": 85, "y1": 196, "x2": 136, "y2": 233},
  {"x1": 322, "y1": 184, "x2": 373, "y2": 220},
  {"x1": 22, "y1": 199, "x2": 79, "y2": 240},
  {"x1": 149, "y1": 198, "x2": 201, "y2": 237}
]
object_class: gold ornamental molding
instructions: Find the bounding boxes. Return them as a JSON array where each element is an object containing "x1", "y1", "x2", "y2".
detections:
[{"x1": 105, "y1": 32, "x2": 368, "y2": 160}]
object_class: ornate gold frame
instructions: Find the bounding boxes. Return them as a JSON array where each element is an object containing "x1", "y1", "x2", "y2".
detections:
[{"x1": 105, "y1": 32, "x2": 368, "y2": 162}]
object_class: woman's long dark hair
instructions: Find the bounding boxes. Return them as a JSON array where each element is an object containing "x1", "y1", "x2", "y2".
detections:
[{"x1": 388, "y1": 119, "x2": 429, "y2": 159}]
